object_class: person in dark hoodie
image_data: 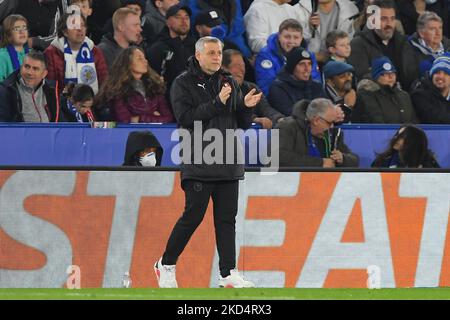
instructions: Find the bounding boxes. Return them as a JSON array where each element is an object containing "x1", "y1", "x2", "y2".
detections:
[
  {"x1": 268, "y1": 46, "x2": 326, "y2": 116},
  {"x1": 154, "y1": 36, "x2": 261, "y2": 289},
  {"x1": 146, "y1": 4, "x2": 196, "y2": 100},
  {"x1": 275, "y1": 98, "x2": 359, "y2": 168},
  {"x1": 122, "y1": 130, "x2": 163, "y2": 166}
]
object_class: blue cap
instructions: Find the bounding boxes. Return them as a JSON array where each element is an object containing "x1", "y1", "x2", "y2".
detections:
[
  {"x1": 371, "y1": 56, "x2": 397, "y2": 80},
  {"x1": 323, "y1": 61, "x2": 354, "y2": 78}
]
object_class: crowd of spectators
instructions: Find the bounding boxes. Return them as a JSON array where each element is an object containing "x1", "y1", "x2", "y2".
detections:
[{"x1": 0, "y1": 0, "x2": 449, "y2": 168}]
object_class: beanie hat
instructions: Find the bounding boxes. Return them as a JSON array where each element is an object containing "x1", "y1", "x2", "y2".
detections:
[
  {"x1": 371, "y1": 56, "x2": 396, "y2": 80},
  {"x1": 323, "y1": 61, "x2": 354, "y2": 79},
  {"x1": 285, "y1": 47, "x2": 312, "y2": 74},
  {"x1": 429, "y1": 52, "x2": 450, "y2": 77}
]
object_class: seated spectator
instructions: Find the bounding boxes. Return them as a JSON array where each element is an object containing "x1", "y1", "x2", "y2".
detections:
[
  {"x1": 61, "y1": 82, "x2": 96, "y2": 122},
  {"x1": 194, "y1": 9, "x2": 256, "y2": 83},
  {"x1": 294, "y1": 0, "x2": 359, "y2": 62},
  {"x1": 353, "y1": 0, "x2": 404, "y2": 34},
  {"x1": 352, "y1": 56, "x2": 417, "y2": 124},
  {"x1": 15, "y1": 0, "x2": 69, "y2": 51},
  {"x1": 222, "y1": 49, "x2": 285, "y2": 129},
  {"x1": 255, "y1": 19, "x2": 321, "y2": 96},
  {"x1": 244, "y1": 0, "x2": 299, "y2": 53},
  {"x1": 325, "y1": 30, "x2": 351, "y2": 64},
  {"x1": 0, "y1": 15, "x2": 30, "y2": 81},
  {"x1": 411, "y1": 53, "x2": 450, "y2": 124},
  {"x1": 44, "y1": 13, "x2": 108, "y2": 94},
  {"x1": 403, "y1": 12, "x2": 450, "y2": 92},
  {"x1": 323, "y1": 61, "x2": 356, "y2": 123},
  {"x1": 102, "y1": 0, "x2": 157, "y2": 50},
  {"x1": 0, "y1": 50, "x2": 68, "y2": 122},
  {"x1": 397, "y1": 0, "x2": 449, "y2": 38},
  {"x1": 348, "y1": 0, "x2": 408, "y2": 86},
  {"x1": 98, "y1": 8, "x2": 142, "y2": 69},
  {"x1": 69, "y1": 0, "x2": 104, "y2": 46},
  {"x1": 146, "y1": 4, "x2": 196, "y2": 100},
  {"x1": 372, "y1": 125, "x2": 440, "y2": 168},
  {"x1": 97, "y1": 46, "x2": 175, "y2": 123},
  {"x1": 268, "y1": 47, "x2": 326, "y2": 116},
  {"x1": 187, "y1": 0, "x2": 251, "y2": 58},
  {"x1": 144, "y1": 0, "x2": 180, "y2": 35},
  {"x1": 123, "y1": 130, "x2": 163, "y2": 166},
  {"x1": 275, "y1": 98, "x2": 359, "y2": 167}
]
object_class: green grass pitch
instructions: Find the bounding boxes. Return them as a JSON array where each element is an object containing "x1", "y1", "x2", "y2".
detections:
[{"x1": 1, "y1": 288, "x2": 450, "y2": 300}]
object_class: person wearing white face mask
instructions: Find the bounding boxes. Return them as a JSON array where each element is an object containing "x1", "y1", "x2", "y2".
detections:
[{"x1": 122, "y1": 130, "x2": 163, "y2": 166}]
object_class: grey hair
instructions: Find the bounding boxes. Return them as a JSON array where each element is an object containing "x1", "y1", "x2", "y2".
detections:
[
  {"x1": 417, "y1": 11, "x2": 442, "y2": 32},
  {"x1": 305, "y1": 98, "x2": 334, "y2": 120},
  {"x1": 195, "y1": 36, "x2": 224, "y2": 53}
]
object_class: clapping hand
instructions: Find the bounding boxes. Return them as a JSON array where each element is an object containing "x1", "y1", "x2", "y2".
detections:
[{"x1": 244, "y1": 88, "x2": 262, "y2": 108}]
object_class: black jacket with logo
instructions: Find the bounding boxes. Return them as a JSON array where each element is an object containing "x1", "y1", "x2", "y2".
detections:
[{"x1": 170, "y1": 56, "x2": 253, "y2": 181}]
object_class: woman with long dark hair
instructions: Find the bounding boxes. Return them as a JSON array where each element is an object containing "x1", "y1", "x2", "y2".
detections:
[
  {"x1": 97, "y1": 46, "x2": 175, "y2": 123},
  {"x1": 371, "y1": 125, "x2": 440, "y2": 168}
]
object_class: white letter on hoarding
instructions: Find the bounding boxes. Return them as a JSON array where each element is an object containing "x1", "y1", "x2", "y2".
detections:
[
  {"x1": 0, "y1": 171, "x2": 74, "y2": 288},
  {"x1": 87, "y1": 171, "x2": 175, "y2": 288},
  {"x1": 399, "y1": 173, "x2": 450, "y2": 287},
  {"x1": 297, "y1": 173, "x2": 395, "y2": 288}
]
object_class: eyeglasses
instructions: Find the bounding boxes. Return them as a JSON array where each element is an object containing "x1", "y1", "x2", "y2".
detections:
[
  {"x1": 319, "y1": 116, "x2": 334, "y2": 127},
  {"x1": 12, "y1": 26, "x2": 28, "y2": 33}
]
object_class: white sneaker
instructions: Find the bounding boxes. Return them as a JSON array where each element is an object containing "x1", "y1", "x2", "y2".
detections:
[
  {"x1": 218, "y1": 269, "x2": 255, "y2": 288},
  {"x1": 154, "y1": 258, "x2": 178, "y2": 288}
]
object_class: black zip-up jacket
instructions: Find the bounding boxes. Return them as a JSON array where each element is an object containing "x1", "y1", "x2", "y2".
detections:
[
  {"x1": 348, "y1": 29, "x2": 408, "y2": 88},
  {"x1": 146, "y1": 27, "x2": 196, "y2": 98},
  {"x1": 411, "y1": 76, "x2": 450, "y2": 124},
  {"x1": 170, "y1": 56, "x2": 253, "y2": 181},
  {"x1": 0, "y1": 70, "x2": 68, "y2": 122}
]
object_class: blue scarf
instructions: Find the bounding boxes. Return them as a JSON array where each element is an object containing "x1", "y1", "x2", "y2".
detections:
[
  {"x1": 307, "y1": 126, "x2": 332, "y2": 158},
  {"x1": 6, "y1": 44, "x2": 29, "y2": 71},
  {"x1": 67, "y1": 100, "x2": 84, "y2": 123},
  {"x1": 307, "y1": 126, "x2": 322, "y2": 158},
  {"x1": 63, "y1": 38, "x2": 99, "y2": 93}
]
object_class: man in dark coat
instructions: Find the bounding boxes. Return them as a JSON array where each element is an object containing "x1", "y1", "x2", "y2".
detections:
[
  {"x1": 402, "y1": 11, "x2": 450, "y2": 92},
  {"x1": 275, "y1": 98, "x2": 359, "y2": 167},
  {"x1": 411, "y1": 53, "x2": 450, "y2": 124},
  {"x1": 154, "y1": 36, "x2": 262, "y2": 289},
  {"x1": 0, "y1": 51, "x2": 68, "y2": 122},
  {"x1": 146, "y1": 4, "x2": 196, "y2": 100},
  {"x1": 347, "y1": 0, "x2": 408, "y2": 87}
]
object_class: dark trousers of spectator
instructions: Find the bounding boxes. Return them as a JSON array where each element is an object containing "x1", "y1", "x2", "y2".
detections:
[{"x1": 162, "y1": 179, "x2": 239, "y2": 278}]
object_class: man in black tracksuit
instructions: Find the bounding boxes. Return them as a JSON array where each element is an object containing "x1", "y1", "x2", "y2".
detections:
[{"x1": 154, "y1": 36, "x2": 262, "y2": 288}]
